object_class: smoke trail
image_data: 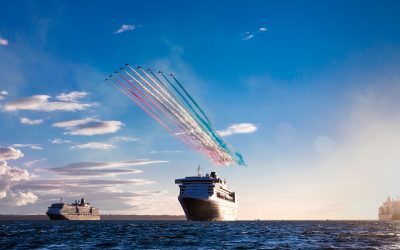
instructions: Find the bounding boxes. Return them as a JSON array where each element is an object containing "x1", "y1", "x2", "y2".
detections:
[{"x1": 108, "y1": 64, "x2": 245, "y2": 166}]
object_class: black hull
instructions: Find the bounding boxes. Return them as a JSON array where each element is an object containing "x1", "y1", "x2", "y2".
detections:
[
  {"x1": 46, "y1": 213, "x2": 68, "y2": 220},
  {"x1": 179, "y1": 197, "x2": 225, "y2": 221}
]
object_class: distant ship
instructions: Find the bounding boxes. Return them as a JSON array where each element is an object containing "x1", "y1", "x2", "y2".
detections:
[
  {"x1": 378, "y1": 196, "x2": 400, "y2": 221},
  {"x1": 46, "y1": 198, "x2": 100, "y2": 220},
  {"x1": 175, "y1": 167, "x2": 237, "y2": 221}
]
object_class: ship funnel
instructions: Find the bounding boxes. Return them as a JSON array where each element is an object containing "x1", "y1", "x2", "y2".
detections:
[{"x1": 81, "y1": 198, "x2": 85, "y2": 205}]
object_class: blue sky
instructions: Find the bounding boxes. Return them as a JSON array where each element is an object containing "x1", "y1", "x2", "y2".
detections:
[{"x1": 1, "y1": 0, "x2": 400, "y2": 219}]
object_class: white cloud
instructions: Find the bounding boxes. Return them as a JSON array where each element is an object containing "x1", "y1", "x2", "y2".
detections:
[
  {"x1": 50, "y1": 138, "x2": 72, "y2": 144},
  {"x1": 12, "y1": 144, "x2": 43, "y2": 150},
  {"x1": 46, "y1": 159, "x2": 166, "y2": 177},
  {"x1": 0, "y1": 147, "x2": 24, "y2": 161},
  {"x1": 55, "y1": 159, "x2": 167, "y2": 170},
  {"x1": 217, "y1": 123, "x2": 258, "y2": 137},
  {"x1": 241, "y1": 26, "x2": 267, "y2": 41},
  {"x1": 114, "y1": 24, "x2": 136, "y2": 34},
  {"x1": 0, "y1": 90, "x2": 8, "y2": 100},
  {"x1": 0, "y1": 148, "x2": 37, "y2": 206},
  {"x1": 70, "y1": 142, "x2": 115, "y2": 150},
  {"x1": 56, "y1": 91, "x2": 89, "y2": 102},
  {"x1": 111, "y1": 136, "x2": 139, "y2": 142},
  {"x1": 6, "y1": 190, "x2": 38, "y2": 206},
  {"x1": 0, "y1": 37, "x2": 8, "y2": 46},
  {"x1": 53, "y1": 118, "x2": 123, "y2": 136},
  {"x1": 241, "y1": 32, "x2": 255, "y2": 41},
  {"x1": 4, "y1": 94, "x2": 95, "y2": 112},
  {"x1": 24, "y1": 158, "x2": 46, "y2": 167},
  {"x1": 19, "y1": 117, "x2": 43, "y2": 125},
  {"x1": 52, "y1": 117, "x2": 95, "y2": 128}
]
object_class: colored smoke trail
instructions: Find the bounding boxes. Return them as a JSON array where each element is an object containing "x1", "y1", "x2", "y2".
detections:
[{"x1": 106, "y1": 64, "x2": 245, "y2": 166}]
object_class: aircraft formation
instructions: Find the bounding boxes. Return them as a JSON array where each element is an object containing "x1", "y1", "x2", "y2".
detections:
[{"x1": 106, "y1": 64, "x2": 244, "y2": 166}]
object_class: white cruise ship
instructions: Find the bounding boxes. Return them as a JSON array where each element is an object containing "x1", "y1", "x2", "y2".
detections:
[
  {"x1": 175, "y1": 167, "x2": 237, "y2": 221},
  {"x1": 378, "y1": 196, "x2": 400, "y2": 221},
  {"x1": 46, "y1": 198, "x2": 100, "y2": 220}
]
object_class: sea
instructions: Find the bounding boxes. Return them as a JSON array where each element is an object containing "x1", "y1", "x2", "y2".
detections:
[{"x1": 0, "y1": 221, "x2": 399, "y2": 249}]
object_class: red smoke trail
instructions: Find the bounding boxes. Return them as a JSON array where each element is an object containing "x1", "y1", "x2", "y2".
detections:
[{"x1": 111, "y1": 77, "x2": 202, "y2": 152}]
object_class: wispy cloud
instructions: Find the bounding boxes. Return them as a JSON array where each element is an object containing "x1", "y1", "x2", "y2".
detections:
[
  {"x1": 217, "y1": 123, "x2": 258, "y2": 137},
  {"x1": 114, "y1": 24, "x2": 136, "y2": 34},
  {"x1": 46, "y1": 159, "x2": 166, "y2": 177},
  {"x1": 241, "y1": 26, "x2": 268, "y2": 41},
  {"x1": 24, "y1": 158, "x2": 46, "y2": 167},
  {"x1": 53, "y1": 118, "x2": 123, "y2": 136},
  {"x1": 50, "y1": 138, "x2": 72, "y2": 144},
  {"x1": 0, "y1": 90, "x2": 8, "y2": 100},
  {"x1": 0, "y1": 37, "x2": 8, "y2": 46},
  {"x1": 19, "y1": 117, "x2": 43, "y2": 125},
  {"x1": 241, "y1": 32, "x2": 255, "y2": 41},
  {"x1": 70, "y1": 142, "x2": 115, "y2": 150},
  {"x1": 4, "y1": 93, "x2": 95, "y2": 112},
  {"x1": 54, "y1": 160, "x2": 167, "y2": 170},
  {"x1": 111, "y1": 136, "x2": 139, "y2": 143},
  {"x1": 12, "y1": 144, "x2": 43, "y2": 150},
  {"x1": 56, "y1": 91, "x2": 89, "y2": 102}
]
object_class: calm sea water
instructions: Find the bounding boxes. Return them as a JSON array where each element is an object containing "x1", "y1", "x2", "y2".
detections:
[{"x1": 0, "y1": 221, "x2": 399, "y2": 249}]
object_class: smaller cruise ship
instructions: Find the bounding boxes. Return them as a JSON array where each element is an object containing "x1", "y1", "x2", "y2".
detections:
[
  {"x1": 175, "y1": 167, "x2": 238, "y2": 221},
  {"x1": 378, "y1": 196, "x2": 400, "y2": 221},
  {"x1": 46, "y1": 198, "x2": 100, "y2": 220}
]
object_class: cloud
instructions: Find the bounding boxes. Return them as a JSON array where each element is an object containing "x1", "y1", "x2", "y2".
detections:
[
  {"x1": 0, "y1": 147, "x2": 24, "y2": 161},
  {"x1": 12, "y1": 144, "x2": 43, "y2": 150},
  {"x1": 19, "y1": 117, "x2": 43, "y2": 125},
  {"x1": 0, "y1": 90, "x2": 8, "y2": 100},
  {"x1": 56, "y1": 91, "x2": 89, "y2": 102},
  {"x1": 217, "y1": 123, "x2": 258, "y2": 137},
  {"x1": 5, "y1": 190, "x2": 38, "y2": 206},
  {"x1": 111, "y1": 136, "x2": 139, "y2": 143},
  {"x1": 52, "y1": 117, "x2": 95, "y2": 128},
  {"x1": 53, "y1": 118, "x2": 123, "y2": 136},
  {"x1": 46, "y1": 159, "x2": 166, "y2": 177},
  {"x1": 4, "y1": 94, "x2": 95, "y2": 112},
  {"x1": 50, "y1": 138, "x2": 72, "y2": 144},
  {"x1": 0, "y1": 37, "x2": 8, "y2": 46},
  {"x1": 241, "y1": 26, "x2": 267, "y2": 41},
  {"x1": 20, "y1": 179, "x2": 154, "y2": 191},
  {"x1": 242, "y1": 32, "x2": 255, "y2": 41},
  {"x1": 24, "y1": 158, "x2": 46, "y2": 167},
  {"x1": 70, "y1": 142, "x2": 115, "y2": 150},
  {"x1": 114, "y1": 24, "x2": 136, "y2": 34},
  {"x1": 0, "y1": 150, "x2": 37, "y2": 206}
]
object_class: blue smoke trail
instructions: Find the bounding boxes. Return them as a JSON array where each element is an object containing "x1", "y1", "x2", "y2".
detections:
[{"x1": 161, "y1": 73, "x2": 246, "y2": 166}]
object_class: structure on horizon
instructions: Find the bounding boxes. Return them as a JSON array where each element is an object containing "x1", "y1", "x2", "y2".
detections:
[
  {"x1": 378, "y1": 196, "x2": 400, "y2": 221},
  {"x1": 46, "y1": 198, "x2": 100, "y2": 220}
]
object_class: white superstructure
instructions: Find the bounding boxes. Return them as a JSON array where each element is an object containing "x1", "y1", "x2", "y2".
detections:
[
  {"x1": 175, "y1": 167, "x2": 237, "y2": 221},
  {"x1": 46, "y1": 198, "x2": 100, "y2": 220},
  {"x1": 379, "y1": 196, "x2": 400, "y2": 221}
]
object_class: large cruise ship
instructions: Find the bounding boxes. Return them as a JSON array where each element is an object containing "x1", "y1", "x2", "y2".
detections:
[
  {"x1": 378, "y1": 196, "x2": 400, "y2": 221},
  {"x1": 46, "y1": 198, "x2": 100, "y2": 220},
  {"x1": 175, "y1": 167, "x2": 237, "y2": 221}
]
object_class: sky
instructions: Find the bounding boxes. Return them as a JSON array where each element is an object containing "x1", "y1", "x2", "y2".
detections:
[{"x1": 0, "y1": 0, "x2": 400, "y2": 219}]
